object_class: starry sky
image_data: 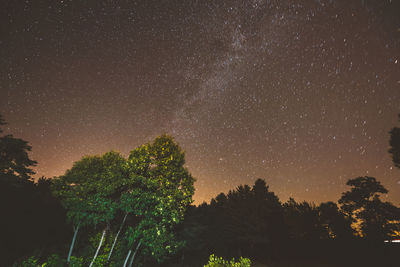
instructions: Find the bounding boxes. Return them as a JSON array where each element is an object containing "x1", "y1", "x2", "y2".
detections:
[{"x1": 1, "y1": 0, "x2": 399, "y2": 205}]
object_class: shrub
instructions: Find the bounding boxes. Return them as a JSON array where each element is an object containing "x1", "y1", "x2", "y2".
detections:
[
  {"x1": 15, "y1": 256, "x2": 39, "y2": 267},
  {"x1": 204, "y1": 254, "x2": 251, "y2": 267},
  {"x1": 69, "y1": 256, "x2": 84, "y2": 267},
  {"x1": 44, "y1": 254, "x2": 65, "y2": 266}
]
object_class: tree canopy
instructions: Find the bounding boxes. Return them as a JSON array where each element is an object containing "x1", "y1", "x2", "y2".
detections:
[
  {"x1": 50, "y1": 135, "x2": 195, "y2": 266},
  {"x1": 4, "y1": 114, "x2": 400, "y2": 266},
  {"x1": 339, "y1": 176, "x2": 400, "y2": 240},
  {"x1": 0, "y1": 114, "x2": 37, "y2": 181}
]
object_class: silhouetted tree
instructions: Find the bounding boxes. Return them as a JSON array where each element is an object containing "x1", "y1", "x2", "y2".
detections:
[
  {"x1": 318, "y1": 201, "x2": 354, "y2": 239},
  {"x1": 0, "y1": 114, "x2": 37, "y2": 182},
  {"x1": 283, "y1": 198, "x2": 326, "y2": 241},
  {"x1": 0, "y1": 114, "x2": 68, "y2": 266},
  {"x1": 176, "y1": 205, "x2": 208, "y2": 265},
  {"x1": 389, "y1": 114, "x2": 400, "y2": 168},
  {"x1": 339, "y1": 176, "x2": 400, "y2": 241},
  {"x1": 197, "y1": 179, "x2": 285, "y2": 260}
]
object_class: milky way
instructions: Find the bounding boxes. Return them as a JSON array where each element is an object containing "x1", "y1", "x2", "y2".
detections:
[{"x1": 1, "y1": 0, "x2": 399, "y2": 204}]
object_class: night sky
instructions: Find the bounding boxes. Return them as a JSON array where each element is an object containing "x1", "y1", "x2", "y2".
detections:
[{"x1": 1, "y1": 0, "x2": 399, "y2": 205}]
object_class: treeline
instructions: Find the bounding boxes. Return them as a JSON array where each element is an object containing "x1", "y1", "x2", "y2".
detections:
[
  {"x1": 1, "y1": 113, "x2": 400, "y2": 266},
  {"x1": 0, "y1": 177, "x2": 69, "y2": 266},
  {"x1": 0, "y1": 115, "x2": 70, "y2": 266},
  {"x1": 0, "y1": 114, "x2": 196, "y2": 266},
  {"x1": 177, "y1": 177, "x2": 400, "y2": 266}
]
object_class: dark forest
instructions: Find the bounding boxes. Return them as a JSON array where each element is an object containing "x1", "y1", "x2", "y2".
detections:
[{"x1": 1, "y1": 114, "x2": 399, "y2": 266}]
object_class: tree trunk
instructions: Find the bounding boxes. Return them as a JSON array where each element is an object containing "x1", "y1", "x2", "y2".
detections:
[
  {"x1": 127, "y1": 240, "x2": 142, "y2": 267},
  {"x1": 122, "y1": 249, "x2": 132, "y2": 267},
  {"x1": 67, "y1": 222, "x2": 80, "y2": 262},
  {"x1": 107, "y1": 212, "x2": 128, "y2": 261},
  {"x1": 89, "y1": 228, "x2": 107, "y2": 267}
]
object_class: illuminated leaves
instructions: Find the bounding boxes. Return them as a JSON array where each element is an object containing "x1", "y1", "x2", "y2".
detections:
[
  {"x1": 123, "y1": 135, "x2": 195, "y2": 262},
  {"x1": 51, "y1": 135, "x2": 194, "y2": 264}
]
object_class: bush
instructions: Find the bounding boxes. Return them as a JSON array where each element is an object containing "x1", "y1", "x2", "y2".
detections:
[
  {"x1": 14, "y1": 254, "x2": 70, "y2": 267},
  {"x1": 204, "y1": 254, "x2": 251, "y2": 267},
  {"x1": 69, "y1": 256, "x2": 84, "y2": 267},
  {"x1": 15, "y1": 256, "x2": 39, "y2": 267},
  {"x1": 44, "y1": 254, "x2": 65, "y2": 266}
]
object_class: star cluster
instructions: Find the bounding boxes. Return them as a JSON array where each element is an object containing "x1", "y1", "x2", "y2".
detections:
[{"x1": 1, "y1": 0, "x2": 399, "y2": 204}]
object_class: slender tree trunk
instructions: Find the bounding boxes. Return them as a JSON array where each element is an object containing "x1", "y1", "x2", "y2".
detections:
[
  {"x1": 107, "y1": 212, "x2": 128, "y2": 261},
  {"x1": 89, "y1": 228, "x2": 107, "y2": 267},
  {"x1": 127, "y1": 240, "x2": 142, "y2": 267},
  {"x1": 122, "y1": 249, "x2": 132, "y2": 267},
  {"x1": 67, "y1": 222, "x2": 80, "y2": 262}
]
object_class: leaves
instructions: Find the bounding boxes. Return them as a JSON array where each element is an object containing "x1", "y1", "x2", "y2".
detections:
[
  {"x1": 123, "y1": 135, "x2": 195, "y2": 262},
  {"x1": 52, "y1": 151, "x2": 126, "y2": 227},
  {"x1": 50, "y1": 135, "x2": 195, "y2": 265},
  {"x1": 204, "y1": 254, "x2": 251, "y2": 267}
]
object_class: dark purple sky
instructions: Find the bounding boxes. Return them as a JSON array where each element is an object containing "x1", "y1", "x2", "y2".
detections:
[{"x1": 1, "y1": 0, "x2": 399, "y2": 204}]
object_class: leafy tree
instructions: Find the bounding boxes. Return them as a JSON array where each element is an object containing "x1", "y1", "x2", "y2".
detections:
[
  {"x1": 389, "y1": 114, "x2": 400, "y2": 168},
  {"x1": 339, "y1": 176, "x2": 400, "y2": 240},
  {"x1": 50, "y1": 136, "x2": 194, "y2": 266},
  {"x1": 52, "y1": 176, "x2": 93, "y2": 263},
  {"x1": 0, "y1": 114, "x2": 37, "y2": 181},
  {"x1": 121, "y1": 135, "x2": 195, "y2": 265},
  {"x1": 52, "y1": 151, "x2": 125, "y2": 263}
]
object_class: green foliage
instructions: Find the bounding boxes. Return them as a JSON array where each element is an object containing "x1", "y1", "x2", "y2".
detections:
[
  {"x1": 50, "y1": 151, "x2": 127, "y2": 265},
  {"x1": 123, "y1": 135, "x2": 195, "y2": 263},
  {"x1": 15, "y1": 256, "x2": 38, "y2": 267},
  {"x1": 204, "y1": 254, "x2": 251, "y2": 267},
  {"x1": 43, "y1": 254, "x2": 65, "y2": 266},
  {"x1": 90, "y1": 253, "x2": 108, "y2": 267},
  {"x1": 48, "y1": 135, "x2": 194, "y2": 265},
  {"x1": 15, "y1": 254, "x2": 69, "y2": 267},
  {"x1": 127, "y1": 135, "x2": 195, "y2": 208},
  {"x1": 69, "y1": 256, "x2": 84, "y2": 267},
  {"x1": 52, "y1": 151, "x2": 125, "y2": 227}
]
